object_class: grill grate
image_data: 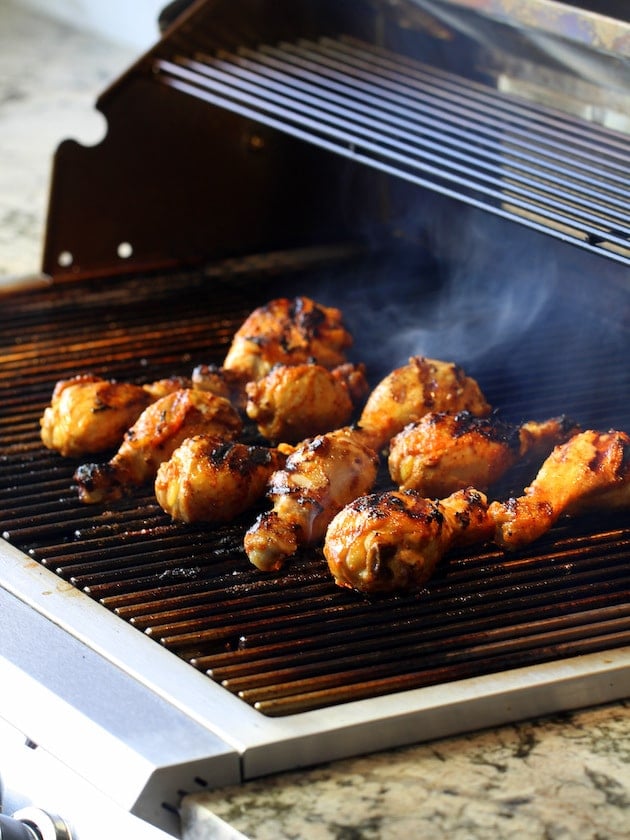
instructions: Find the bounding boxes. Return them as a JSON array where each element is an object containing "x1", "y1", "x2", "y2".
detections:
[
  {"x1": 156, "y1": 36, "x2": 630, "y2": 263},
  {"x1": 1, "y1": 263, "x2": 630, "y2": 717}
]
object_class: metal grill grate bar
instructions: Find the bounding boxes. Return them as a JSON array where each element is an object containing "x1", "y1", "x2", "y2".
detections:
[{"x1": 232, "y1": 41, "x2": 628, "y2": 203}]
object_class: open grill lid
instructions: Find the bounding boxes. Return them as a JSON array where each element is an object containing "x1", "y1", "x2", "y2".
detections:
[{"x1": 42, "y1": 0, "x2": 630, "y2": 282}]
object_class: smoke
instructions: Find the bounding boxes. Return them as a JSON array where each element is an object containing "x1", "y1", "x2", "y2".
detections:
[
  {"x1": 304, "y1": 193, "x2": 627, "y2": 431},
  {"x1": 329, "y1": 203, "x2": 561, "y2": 378}
]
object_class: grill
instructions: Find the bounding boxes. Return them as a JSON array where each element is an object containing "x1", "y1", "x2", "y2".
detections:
[
  {"x1": 2, "y1": 253, "x2": 629, "y2": 716},
  {"x1": 1, "y1": 1, "x2": 630, "y2": 837}
]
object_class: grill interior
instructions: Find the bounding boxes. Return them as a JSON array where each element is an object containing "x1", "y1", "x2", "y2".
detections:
[
  {"x1": 3, "y1": 0, "x2": 630, "y2": 722},
  {"x1": 2, "y1": 249, "x2": 629, "y2": 717}
]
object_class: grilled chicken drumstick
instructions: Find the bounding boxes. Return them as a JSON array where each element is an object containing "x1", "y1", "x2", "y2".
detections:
[
  {"x1": 191, "y1": 363, "x2": 249, "y2": 410},
  {"x1": 389, "y1": 411, "x2": 579, "y2": 498},
  {"x1": 40, "y1": 374, "x2": 189, "y2": 457},
  {"x1": 245, "y1": 362, "x2": 369, "y2": 443},
  {"x1": 359, "y1": 356, "x2": 491, "y2": 451},
  {"x1": 324, "y1": 487, "x2": 492, "y2": 594},
  {"x1": 190, "y1": 296, "x2": 354, "y2": 409},
  {"x1": 74, "y1": 389, "x2": 242, "y2": 504},
  {"x1": 223, "y1": 296, "x2": 353, "y2": 384},
  {"x1": 244, "y1": 426, "x2": 379, "y2": 572},
  {"x1": 155, "y1": 435, "x2": 287, "y2": 523},
  {"x1": 489, "y1": 429, "x2": 630, "y2": 550}
]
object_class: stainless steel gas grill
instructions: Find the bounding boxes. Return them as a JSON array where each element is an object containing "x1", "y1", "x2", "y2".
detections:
[{"x1": 1, "y1": 1, "x2": 629, "y2": 838}]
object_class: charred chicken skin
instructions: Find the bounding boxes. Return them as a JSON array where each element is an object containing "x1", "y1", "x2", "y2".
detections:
[
  {"x1": 223, "y1": 296, "x2": 353, "y2": 383},
  {"x1": 40, "y1": 375, "x2": 153, "y2": 458},
  {"x1": 244, "y1": 426, "x2": 379, "y2": 572},
  {"x1": 389, "y1": 411, "x2": 579, "y2": 498},
  {"x1": 40, "y1": 374, "x2": 191, "y2": 458},
  {"x1": 359, "y1": 356, "x2": 491, "y2": 451},
  {"x1": 245, "y1": 362, "x2": 369, "y2": 444},
  {"x1": 489, "y1": 429, "x2": 630, "y2": 550},
  {"x1": 74, "y1": 389, "x2": 242, "y2": 504},
  {"x1": 324, "y1": 487, "x2": 492, "y2": 594},
  {"x1": 155, "y1": 435, "x2": 287, "y2": 523}
]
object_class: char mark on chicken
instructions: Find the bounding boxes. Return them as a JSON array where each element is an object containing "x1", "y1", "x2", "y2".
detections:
[
  {"x1": 74, "y1": 389, "x2": 242, "y2": 504},
  {"x1": 388, "y1": 411, "x2": 579, "y2": 498},
  {"x1": 324, "y1": 487, "x2": 492, "y2": 594},
  {"x1": 155, "y1": 435, "x2": 287, "y2": 523}
]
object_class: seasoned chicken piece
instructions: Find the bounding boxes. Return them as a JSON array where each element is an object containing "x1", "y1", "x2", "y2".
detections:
[
  {"x1": 389, "y1": 411, "x2": 579, "y2": 497},
  {"x1": 74, "y1": 389, "x2": 242, "y2": 504},
  {"x1": 359, "y1": 357, "x2": 491, "y2": 451},
  {"x1": 244, "y1": 426, "x2": 379, "y2": 572},
  {"x1": 40, "y1": 374, "x2": 191, "y2": 458},
  {"x1": 325, "y1": 487, "x2": 492, "y2": 594},
  {"x1": 332, "y1": 362, "x2": 372, "y2": 406},
  {"x1": 155, "y1": 435, "x2": 286, "y2": 523},
  {"x1": 141, "y1": 376, "x2": 191, "y2": 399},
  {"x1": 41, "y1": 375, "x2": 153, "y2": 457},
  {"x1": 223, "y1": 296, "x2": 353, "y2": 383},
  {"x1": 245, "y1": 362, "x2": 369, "y2": 443},
  {"x1": 191, "y1": 363, "x2": 248, "y2": 410},
  {"x1": 489, "y1": 429, "x2": 630, "y2": 550}
]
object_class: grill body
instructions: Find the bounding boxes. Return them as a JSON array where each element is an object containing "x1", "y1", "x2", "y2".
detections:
[{"x1": 1, "y1": 1, "x2": 629, "y2": 837}]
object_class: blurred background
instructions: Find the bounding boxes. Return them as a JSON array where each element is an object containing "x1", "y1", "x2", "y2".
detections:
[
  {"x1": 15, "y1": 0, "x2": 166, "y2": 49},
  {"x1": 0, "y1": 0, "x2": 168, "y2": 280}
]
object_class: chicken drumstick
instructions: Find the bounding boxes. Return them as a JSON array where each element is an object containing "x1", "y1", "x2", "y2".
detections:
[
  {"x1": 489, "y1": 429, "x2": 630, "y2": 550},
  {"x1": 245, "y1": 362, "x2": 369, "y2": 443},
  {"x1": 389, "y1": 411, "x2": 579, "y2": 498},
  {"x1": 155, "y1": 435, "x2": 287, "y2": 523},
  {"x1": 324, "y1": 487, "x2": 492, "y2": 594},
  {"x1": 359, "y1": 356, "x2": 491, "y2": 451},
  {"x1": 244, "y1": 426, "x2": 379, "y2": 572},
  {"x1": 223, "y1": 296, "x2": 353, "y2": 384}
]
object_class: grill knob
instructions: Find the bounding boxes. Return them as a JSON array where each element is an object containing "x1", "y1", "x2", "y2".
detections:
[
  {"x1": 0, "y1": 814, "x2": 38, "y2": 840},
  {"x1": 0, "y1": 809, "x2": 72, "y2": 840}
]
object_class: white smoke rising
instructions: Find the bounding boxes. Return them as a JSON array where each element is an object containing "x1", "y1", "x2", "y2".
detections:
[{"x1": 338, "y1": 204, "x2": 561, "y2": 376}]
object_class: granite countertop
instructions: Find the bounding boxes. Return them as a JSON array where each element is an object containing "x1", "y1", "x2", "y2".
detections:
[
  {"x1": 181, "y1": 703, "x2": 630, "y2": 839},
  {"x1": 1, "y1": 3, "x2": 629, "y2": 839}
]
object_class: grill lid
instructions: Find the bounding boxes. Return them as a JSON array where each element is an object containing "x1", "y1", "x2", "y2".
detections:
[{"x1": 156, "y1": 35, "x2": 630, "y2": 263}]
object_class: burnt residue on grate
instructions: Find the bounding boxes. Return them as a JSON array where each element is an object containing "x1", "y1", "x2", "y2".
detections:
[{"x1": 1, "y1": 266, "x2": 630, "y2": 716}]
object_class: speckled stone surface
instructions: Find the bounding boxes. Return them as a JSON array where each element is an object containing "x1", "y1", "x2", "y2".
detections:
[
  {"x1": 182, "y1": 702, "x2": 630, "y2": 839},
  {"x1": 1, "y1": 5, "x2": 629, "y2": 839}
]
